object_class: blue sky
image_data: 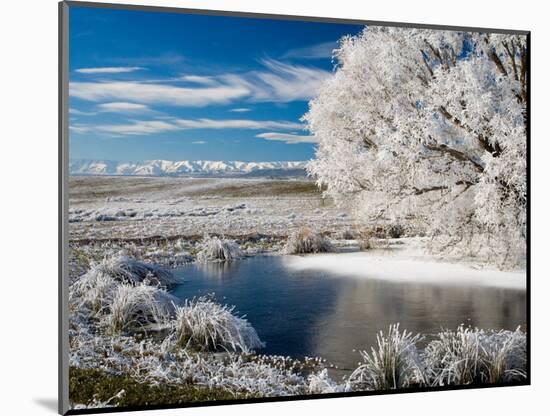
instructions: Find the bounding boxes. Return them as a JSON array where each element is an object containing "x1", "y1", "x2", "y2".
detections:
[{"x1": 68, "y1": 6, "x2": 363, "y2": 162}]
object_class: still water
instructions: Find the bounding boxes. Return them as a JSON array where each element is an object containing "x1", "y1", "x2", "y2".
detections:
[{"x1": 171, "y1": 255, "x2": 526, "y2": 374}]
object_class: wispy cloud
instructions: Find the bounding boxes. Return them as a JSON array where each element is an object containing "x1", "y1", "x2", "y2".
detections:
[
  {"x1": 69, "y1": 108, "x2": 96, "y2": 116},
  {"x1": 282, "y1": 41, "x2": 337, "y2": 60},
  {"x1": 223, "y1": 59, "x2": 331, "y2": 102},
  {"x1": 69, "y1": 59, "x2": 332, "y2": 107},
  {"x1": 70, "y1": 81, "x2": 250, "y2": 107},
  {"x1": 112, "y1": 52, "x2": 185, "y2": 66},
  {"x1": 70, "y1": 118, "x2": 303, "y2": 137},
  {"x1": 75, "y1": 66, "x2": 145, "y2": 74},
  {"x1": 229, "y1": 108, "x2": 251, "y2": 113},
  {"x1": 192, "y1": 140, "x2": 206, "y2": 144},
  {"x1": 69, "y1": 124, "x2": 93, "y2": 134},
  {"x1": 178, "y1": 75, "x2": 217, "y2": 85},
  {"x1": 95, "y1": 120, "x2": 180, "y2": 135},
  {"x1": 173, "y1": 118, "x2": 303, "y2": 130},
  {"x1": 97, "y1": 102, "x2": 150, "y2": 112},
  {"x1": 255, "y1": 132, "x2": 317, "y2": 144}
]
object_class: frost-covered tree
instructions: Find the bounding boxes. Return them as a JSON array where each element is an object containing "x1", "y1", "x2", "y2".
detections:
[{"x1": 304, "y1": 27, "x2": 527, "y2": 267}]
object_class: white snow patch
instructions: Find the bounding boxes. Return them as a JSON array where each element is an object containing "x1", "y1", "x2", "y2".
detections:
[{"x1": 284, "y1": 251, "x2": 525, "y2": 290}]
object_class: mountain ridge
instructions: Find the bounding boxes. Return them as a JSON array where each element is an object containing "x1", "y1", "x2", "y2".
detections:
[{"x1": 69, "y1": 159, "x2": 309, "y2": 177}]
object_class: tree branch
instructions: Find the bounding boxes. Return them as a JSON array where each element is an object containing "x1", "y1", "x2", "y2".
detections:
[
  {"x1": 423, "y1": 142, "x2": 484, "y2": 172},
  {"x1": 438, "y1": 106, "x2": 501, "y2": 157},
  {"x1": 413, "y1": 180, "x2": 474, "y2": 195}
]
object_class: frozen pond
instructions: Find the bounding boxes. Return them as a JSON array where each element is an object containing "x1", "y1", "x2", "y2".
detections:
[{"x1": 171, "y1": 254, "x2": 526, "y2": 376}]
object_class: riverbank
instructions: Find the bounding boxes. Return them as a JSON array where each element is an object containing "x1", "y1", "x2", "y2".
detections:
[{"x1": 68, "y1": 252, "x2": 527, "y2": 410}]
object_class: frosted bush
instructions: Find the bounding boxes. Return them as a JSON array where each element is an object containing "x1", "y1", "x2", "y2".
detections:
[
  {"x1": 171, "y1": 296, "x2": 263, "y2": 353},
  {"x1": 347, "y1": 324, "x2": 424, "y2": 390},
  {"x1": 423, "y1": 326, "x2": 527, "y2": 385},
  {"x1": 106, "y1": 284, "x2": 177, "y2": 334},
  {"x1": 284, "y1": 227, "x2": 334, "y2": 254},
  {"x1": 196, "y1": 236, "x2": 243, "y2": 262}
]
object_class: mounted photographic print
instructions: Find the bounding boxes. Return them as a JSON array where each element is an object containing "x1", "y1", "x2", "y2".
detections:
[{"x1": 59, "y1": 1, "x2": 530, "y2": 414}]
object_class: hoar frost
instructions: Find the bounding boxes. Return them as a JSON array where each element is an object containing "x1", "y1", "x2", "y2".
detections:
[{"x1": 304, "y1": 27, "x2": 527, "y2": 268}]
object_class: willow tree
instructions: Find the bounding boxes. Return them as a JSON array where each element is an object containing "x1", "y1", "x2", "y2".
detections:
[{"x1": 304, "y1": 27, "x2": 527, "y2": 267}]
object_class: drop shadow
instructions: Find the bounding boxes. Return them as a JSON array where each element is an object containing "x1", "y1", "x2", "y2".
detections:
[{"x1": 34, "y1": 398, "x2": 58, "y2": 413}]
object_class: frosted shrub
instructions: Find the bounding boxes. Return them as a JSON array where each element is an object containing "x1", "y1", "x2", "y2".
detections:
[
  {"x1": 196, "y1": 236, "x2": 243, "y2": 262},
  {"x1": 107, "y1": 284, "x2": 177, "y2": 334},
  {"x1": 423, "y1": 326, "x2": 527, "y2": 385},
  {"x1": 340, "y1": 229, "x2": 355, "y2": 240},
  {"x1": 171, "y1": 296, "x2": 263, "y2": 353},
  {"x1": 347, "y1": 324, "x2": 424, "y2": 390},
  {"x1": 284, "y1": 227, "x2": 334, "y2": 254},
  {"x1": 387, "y1": 224, "x2": 405, "y2": 239}
]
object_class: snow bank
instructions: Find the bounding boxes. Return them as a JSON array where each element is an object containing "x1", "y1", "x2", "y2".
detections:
[{"x1": 284, "y1": 251, "x2": 525, "y2": 290}]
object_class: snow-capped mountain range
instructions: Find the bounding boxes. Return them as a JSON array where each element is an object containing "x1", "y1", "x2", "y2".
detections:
[{"x1": 69, "y1": 159, "x2": 309, "y2": 177}]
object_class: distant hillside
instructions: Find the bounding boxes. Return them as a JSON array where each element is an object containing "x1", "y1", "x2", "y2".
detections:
[{"x1": 69, "y1": 159, "x2": 309, "y2": 178}]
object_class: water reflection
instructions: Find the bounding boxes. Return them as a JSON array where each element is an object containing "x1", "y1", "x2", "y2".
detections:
[
  {"x1": 196, "y1": 261, "x2": 241, "y2": 280},
  {"x1": 172, "y1": 255, "x2": 526, "y2": 377},
  {"x1": 310, "y1": 278, "x2": 526, "y2": 375}
]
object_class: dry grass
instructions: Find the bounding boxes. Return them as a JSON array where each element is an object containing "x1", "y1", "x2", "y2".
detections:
[
  {"x1": 347, "y1": 324, "x2": 424, "y2": 390},
  {"x1": 171, "y1": 296, "x2": 263, "y2": 353},
  {"x1": 107, "y1": 284, "x2": 177, "y2": 334},
  {"x1": 196, "y1": 236, "x2": 243, "y2": 262},
  {"x1": 284, "y1": 227, "x2": 334, "y2": 254},
  {"x1": 70, "y1": 255, "x2": 179, "y2": 317},
  {"x1": 423, "y1": 325, "x2": 527, "y2": 385},
  {"x1": 347, "y1": 324, "x2": 527, "y2": 391},
  {"x1": 92, "y1": 254, "x2": 180, "y2": 287}
]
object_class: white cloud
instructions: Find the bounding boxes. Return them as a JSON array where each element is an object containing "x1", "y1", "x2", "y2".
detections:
[
  {"x1": 69, "y1": 59, "x2": 332, "y2": 108},
  {"x1": 69, "y1": 124, "x2": 93, "y2": 134},
  {"x1": 113, "y1": 53, "x2": 184, "y2": 66},
  {"x1": 96, "y1": 120, "x2": 180, "y2": 135},
  {"x1": 173, "y1": 118, "x2": 303, "y2": 130},
  {"x1": 69, "y1": 118, "x2": 303, "y2": 137},
  {"x1": 97, "y1": 102, "x2": 150, "y2": 112},
  {"x1": 282, "y1": 41, "x2": 337, "y2": 59},
  {"x1": 255, "y1": 132, "x2": 318, "y2": 144},
  {"x1": 192, "y1": 140, "x2": 206, "y2": 144},
  {"x1": 179, "y1": 75, "x2": 217, "y2": 85},
  {"x1": 70, "y1": 81, "x2": 249, "y2": 107},
  {"x1": 229, "y1": 108, "x2": 251, "y2": 113},
  {"x1": 75, "y1": 66, "x2": 145, "y2": 74},
  {"x1": 69, "y1": 108, "x2": 96, "y2": 116},
  {"x1": 222, "y1": 59, "x2": 332, "y2": 102}
]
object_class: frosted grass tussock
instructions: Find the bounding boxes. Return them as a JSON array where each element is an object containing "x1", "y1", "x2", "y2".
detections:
[
  {"x1": 70, "y1": 270, "x2": 118, "y2": 314},
  {"x1": 106, "y1": 284, "x2": 177, "y2": 334},
  {"x1": 347, "y1": 324, "x2": 424, "y2": 390},
  {"x1": 307, "y1": 369, "x2": 347, "y2": 394},
  {"x1": 70, "y1": 255, "x2": 179, "y2": 315},
  {"x1": 171, "y1": 296, "x2": 263, "y2": 353},
  {"x1": 69, "y1": 315, "x2": 307, "y2": 398},
  {"x1": 92, "y1": 254, "x2": 180, "y2": 287},
  {"x1": 284, "y1": 227, "x2": 334, "y2": 254},
  {"x1": 196, "y1": 236, "x2": 243, "y2": 262},
  {"x1": 423, "y1": 325, "x2": 527, "y2": 385}
]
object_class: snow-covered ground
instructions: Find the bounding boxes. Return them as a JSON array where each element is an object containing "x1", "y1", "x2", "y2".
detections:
[
  {"x1": 69, "y1": 176, "x2": 354, "y2": 240},
  {"x1": 284, "y1": 250, "x2": 526, "y2": 290}
]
